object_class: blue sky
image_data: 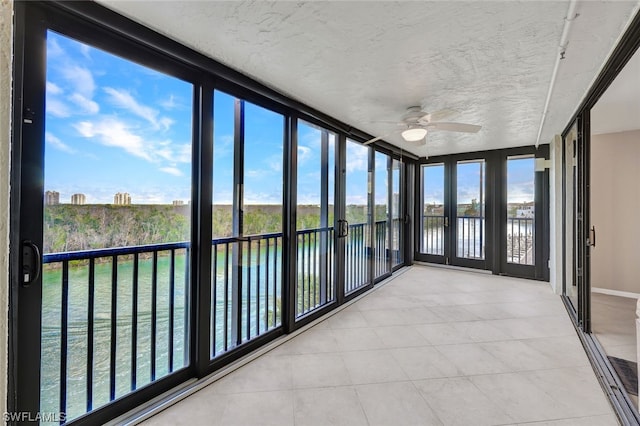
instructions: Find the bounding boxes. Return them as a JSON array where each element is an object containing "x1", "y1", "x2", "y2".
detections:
[
  {"x1": 45, "y1": 31, "x2": 370, "y2": 206},
  {"x1": 45, "y1": 30, "x2": 193, "y2": 204},
  {"x1": 423, "y1": 157, "x2": 535, "y2": 206},
  {"x1": 45, "y1": 30, "x2": 530, "y2": 208}
]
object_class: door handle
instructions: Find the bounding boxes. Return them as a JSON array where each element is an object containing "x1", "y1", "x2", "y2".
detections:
[
  {"x1": 444, "y1": 217, "x2": 449, "y2": 227},
  {"x1": 587, "y1": 226, "x2": 596, "y2": 247},
  {"x1": 22, "y1": 240, "x2": 41, "y2": 286},
  {"x1": 337, "y1": 220, "x2": 349, "y2": 238}
]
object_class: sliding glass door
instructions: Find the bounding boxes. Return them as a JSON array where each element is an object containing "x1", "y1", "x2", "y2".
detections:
[
  {"x1": 344, "y1": 139, "x2": 372, "y2": 294},
  {"x1": 453, "y1": 159, "x2": 486, "y2": 267},
  {"x1": 417, "y1": 150, "x2": 546, "y2": 276},
  {"x1": 419, "y1": 163, "x2": 447, "y2": 263},
  {"x1": 295, "y1": 121, "x2": 337, "y2": 318}
]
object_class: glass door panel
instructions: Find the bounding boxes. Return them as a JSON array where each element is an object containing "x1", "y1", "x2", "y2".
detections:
[
  {"x1": 295, "y1": 121, "x2": 336, "y2": 317},
  {"x1": 506, "y1": 156, "x2": 535, "y2": 266},
  {"x1": 374, "y1": 152, "x2": 391, "y2": 279},
  {"x1": 455, "y1": 160, "x2": 485, "y2": 262},
  {"x1": 344, "y1": 140, "x2": 371, "y2": 293},
  {"x1": 564, "y1": 125, "x2": 578, "y2": 310},
  {"x1": 211, "y1": 91, "x2": 284, "y2": 358},
  {"x1": 421, "y1": 163, "x2": 446, "y2": 258},
  {"x1": 42, "y1": 30, "x2": 193, "y2": 420}
]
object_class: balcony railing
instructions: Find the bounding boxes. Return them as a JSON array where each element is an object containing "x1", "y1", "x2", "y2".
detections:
[
  {"x1": 295, "y1": 227, "x2": 335, "y2": 318},
  {"x1": 373, "y1": 220, "x2": 389, "y2": 278},
  {"x1": 345, "y1": 222, "x2": 368, "y2": 293},
  {"x1": 458, "y1": 216, "x2": 485, "y2": 259},
  {"x1": 42, "y1": 242, "x2": 190, "y2": 420},
  {"x1": 507, "y1": 217, "x2": 534, "y2": 265},
  {"x1": 42, "y1": 219, "x2": 404, "y2": 421},
  {"x1": 422, "y1": 215, "x2": 445, "y2": 256},
  {"x1": 211, "y1": 233, "x2": 283, "y2": 357}
]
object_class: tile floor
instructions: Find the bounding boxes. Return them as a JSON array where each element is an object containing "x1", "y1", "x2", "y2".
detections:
[
  {"x1": 139, "y1": 266, "x2": 618, "y2": 426},
  {"x1": 592, "y1": 292, "x2": 637, "y2": 363},
  {"x1": 591, "y1": 292, "x2": 638, "y2": 407}
]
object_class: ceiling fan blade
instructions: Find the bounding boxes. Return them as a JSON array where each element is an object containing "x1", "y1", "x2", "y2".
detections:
[
  {"x1": 421, "y1": 109, "x2": 456, "y2": 123},
  {"x1": 428, "y1": 122, "x2": 481, "y2": 133},
  {"x1": 363, "y1": 133, "x2": 391, "y2": 145}
]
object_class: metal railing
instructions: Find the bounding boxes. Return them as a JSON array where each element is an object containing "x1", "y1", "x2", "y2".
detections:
[
  {"x1": 42, "y1": 242, "x2": 190, "y2": 420},
  {"x1": 42, "y1": 219, "x2": 405, "y2": 421},
  {"x1": 295, "y1": 227, "x2": 335, "y2": 318},
  {"x1": 422, "y1": 215, "x2": 445, "y2": 255},
  {"x1": 211, "y1": 233, "x2": 283, "y2": 357},
  {"x1": 345, "y1": 222, "x2": 369, "y2": 294},
  {"x1": 507, "y1": 217, "x2": 534, "y2": 265},
  {"x1": 373, "y1": 220, "x2": 389, "y2": 278},
  {"x1": 457, "y1": 216, "x2": 485, "y2": 259}
]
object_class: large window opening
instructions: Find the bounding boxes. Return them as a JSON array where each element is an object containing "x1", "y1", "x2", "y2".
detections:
[
  {"x1": 295, "y1": 120, "x2": 337, "y2": 318},
  {"x1": 416, "y1": 150, "x2": 546, "y2": 277},
  {"x1": 13, "y1": 4, "x2": 411, "y2": 424},
  {"x1": 42, "y1": 30, "x2": 193, "y2": 421},
  {"x1": 211, "y1": 90, "x2": 284, "y2": 357}
]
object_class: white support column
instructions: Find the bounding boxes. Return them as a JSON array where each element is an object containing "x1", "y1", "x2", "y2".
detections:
[{"x1": 549, "y1": 134, "x2": 564, "y2": 295}]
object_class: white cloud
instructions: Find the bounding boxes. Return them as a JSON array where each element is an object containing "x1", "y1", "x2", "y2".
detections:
[
  {"x1": 46, "y1": 98, "x2": 71, "y2": 118},
  {"x1": 104, "y1": 87, "x2": 172, "y2": 131},
  {"x1": 74, "y1": 118, "x2": 153, "y2": 162},
  {"x1": 160, "y1": 166, "x2": 182, "y2": 176},
  {"x1": 297, "y1": 145, "x2": 312, "y2": 164},
  {"x1": 62, "y1": 65, "x2": 95, "y2": 98},
  {"x1": 214, "y1": 134, "x2": 233, "y2": 157},
  {"x1": 267, "y1": 154, "x2": 283, "y2": 172},
  {"x1": 346, "y1": 143, "x2": 369, "y2": 172},
  {"x1": 79, "y1": 43, "x2": 91, "y2": 60},
  {"x1": 160, "y1": 95, "x2": 177, "y2": 110},
  {"x1": 174, "y1": 144, "x2": 192, "y2": 163},
  {"x1": 46, "y1": 81, "x2": 63, "y2": 95},
  {"x1": 156, "y1": 142, "x2": 191, "y2": 164},
  {"x1": 46, "y1": 37, "x2": 64, "y2": 58},
  {"x1": 45, "y1": 132, "x2": 75, "y2": 154},
  {"x1": 69, "y1": 93, "x2": 99, "y2": 115}
]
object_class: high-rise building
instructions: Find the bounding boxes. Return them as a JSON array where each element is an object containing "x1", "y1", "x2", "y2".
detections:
[
  {"x1": 113, "y1": 192, "x2": 131, "y2": 205},
  {"x1": 70, "y1": 193, "x2": 86, "y2": 205},
  {"x1": 172, "y1": 200, "x2": 184, "y2": 206},
  {"x1": 45, "y1": 190, "x2": 59, "y2": 205}
]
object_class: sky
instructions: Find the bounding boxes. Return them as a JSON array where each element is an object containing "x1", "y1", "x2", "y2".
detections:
[
  {"x1": 423, "y1": 157, "x2": 535, "y2": 207},
  {"x1": 45, "y1": 30, "x2": 193, "y2": 205},
  {"x1": 45, "y1": 30, "x2": 531, "y2": 209}
]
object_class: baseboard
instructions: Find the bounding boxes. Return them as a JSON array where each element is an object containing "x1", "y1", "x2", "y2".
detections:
[{"x1": 592, "y1": 287, "x2": 640, "y2": 299}]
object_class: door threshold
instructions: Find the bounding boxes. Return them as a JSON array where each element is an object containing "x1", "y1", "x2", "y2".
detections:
[{"x1": 413, "y1": 261, "x2": 492, "y2": 275}]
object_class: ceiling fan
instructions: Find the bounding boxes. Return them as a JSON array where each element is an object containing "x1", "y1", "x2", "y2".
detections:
[{"x1": 364, "y1": 106, "x2": 481, "y2": 145}]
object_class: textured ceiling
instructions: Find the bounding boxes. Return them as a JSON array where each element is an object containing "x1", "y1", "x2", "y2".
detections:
[{"x1": 97, "y1": 0, "x2": 639, "y2": 157}]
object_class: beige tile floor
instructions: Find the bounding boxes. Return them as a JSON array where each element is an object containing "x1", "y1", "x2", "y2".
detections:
[
  {"x1": 139, "y1": 266, "x2": 618, "y2": 426},
  {"x1": 592, "y1": 293, "x2": 637, "y2": 363},
  {"x1": 591, "y1": 292, "x2": 638, "y2": 407}
]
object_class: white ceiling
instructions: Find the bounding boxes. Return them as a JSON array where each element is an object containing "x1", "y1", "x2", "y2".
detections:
[{"x1": 97, "y1": 0, "x2": 639, "y2": 157}]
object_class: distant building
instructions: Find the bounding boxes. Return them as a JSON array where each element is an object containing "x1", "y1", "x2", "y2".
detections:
[
  {"x1": 517, "y1": 205, "x2": 535, "y2": 218},
  {"x1": 114, "y1": 192, "x2": 131, "y2": 205},
  {"x1": 172, "y1": 200, "x2": 184, "y2": 206},
  {"x1": 70, "y1": 193, "x2": 86, "y2": 205},
  {"x1": 45, "y1": 191, "x2": 59, "y2": 205}
]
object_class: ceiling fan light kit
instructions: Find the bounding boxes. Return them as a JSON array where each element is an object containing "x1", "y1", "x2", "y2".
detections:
[
  {"x1": 364, "y1": 106, "x2": 481, "y2": 146},
  {"x1": 401, "y1": 127, "x2": 427, "y2": 142}
]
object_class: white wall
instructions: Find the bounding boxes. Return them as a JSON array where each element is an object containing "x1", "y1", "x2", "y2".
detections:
[
  {"x1": 0, "y1": 0, "x2": 12, "y2": 418},
  {"x1": 591, "y1": 130, "x2": 640, "y2": 294}
]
